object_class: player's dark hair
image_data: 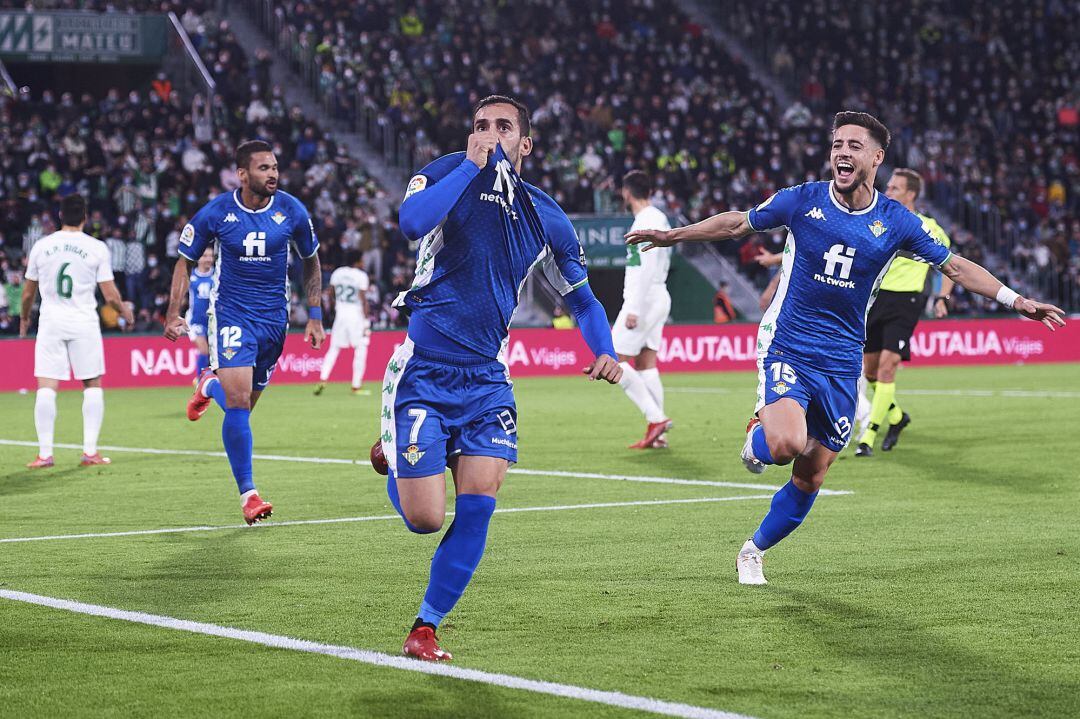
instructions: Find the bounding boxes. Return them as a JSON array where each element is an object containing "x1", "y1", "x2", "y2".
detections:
[
  {"x1": 622, "y1": 170, "x2": 652, "y2": 200},
  {"x1": 59, "y1": 193, "x2": 87, "y2": 227},
  {"x1": 832, "y1": 111, "x2": 890, "y2": 150},
  {"x1": 893, "y1": 168, "x2": 923, "y2": 199},
  {"x1": 473, "y1": 94, "x2": 531, "y2": 137},
  {"x1": 344, "y1": 249, "x2": 363, "y2": 267},
  {"x1": 235, "y1": 139, "x2": 274, "y2": 170}
]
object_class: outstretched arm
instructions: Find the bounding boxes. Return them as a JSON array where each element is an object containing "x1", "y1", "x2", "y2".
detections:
[
  {"x1": 941, "y1": 255, "x2": 1065, "y2": 331},
  {"x1": 163, "y1": 257, "x2": 193, "y2": 341},
  {"x1": 303, "y1": 254, "x2": 325, "y2": 349},
  {"x1": 565, "y1": 283, "x2": 622, "y2": 383},
  {"x1": 626, "y1": 210, "x2": 754, "y2": 251}
]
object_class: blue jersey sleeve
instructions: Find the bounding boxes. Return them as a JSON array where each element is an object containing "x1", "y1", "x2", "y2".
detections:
[
  {"x1": 898, "y1": 210, "x2": 951, "y2": 267},
  {"x1": 399, "y1": 152, "x2": 481, "y2": 241},
  {"x1": 290, "y1": 200, "x2": 319, "y2": 259},
  {"x1": 538, "y1": 198, "x2": 589, "y2": 294},
  {"x1": 746, "y1": 185, "x2": 807, "y2": 232},
  {"x1": 178, "y1": 201, "x2": 217, "y2": 261}
]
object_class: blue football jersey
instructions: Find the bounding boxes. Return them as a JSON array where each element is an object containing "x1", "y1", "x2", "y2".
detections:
[
  {"x1": 748, "y1": 181, "x2": 951, "y2": 376},
  {"x1": 395, "y1": 147, "x2": 589, "y2": 359},
  {"x1": 178, "y1": 190, "x2": 318, "y2": 325},
  {"x1": 188, "y1": 268, "x2": 213, "y2": 323}
]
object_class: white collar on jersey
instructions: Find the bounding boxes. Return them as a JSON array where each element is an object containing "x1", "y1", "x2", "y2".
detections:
[
  {"x1": 232, "y1": 189, "x2": 275, "y2": 214},
  {"x1": 828, "y1": 181, "x2": 878, "y2": 215}
]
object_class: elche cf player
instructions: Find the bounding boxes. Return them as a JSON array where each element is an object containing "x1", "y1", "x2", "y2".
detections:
[
  {"x1": 20, "y1": 193, "x2": 134, "y2": 468},
  {"x1": 854, "y1": 168, "x2": 954, "y2": 457},
  {"x1": 314, "y1": 250, "x2": 371, "y2": 395},
  {"x1": 627, "y1": 111, "x2": 1065, "y2": 586},
  {"x1": 186, "y1": 246, "x2": 215, "y2": 383},
  {"x1": 613, "y1": 170, "x2": 673, "y2": 449},
  {"x1": 369, "y1": 95, "x2": 622, "y2": 661},
  {"x1": 164, "y1": 140, "x2": 325, "y2": 525}
]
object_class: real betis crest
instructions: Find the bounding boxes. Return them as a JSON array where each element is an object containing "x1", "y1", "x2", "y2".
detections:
[
  {"x1": 868, "y1": 220, "x2": 887, "y2": 238},
  {"x1": 402, "y1": 444, "x2": 425, "y2": 466}
]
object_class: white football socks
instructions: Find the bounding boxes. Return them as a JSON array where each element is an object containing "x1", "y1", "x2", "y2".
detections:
[
  {"x1": 82, "y1": 387, "x2": 104, "y2": 456},
  {"x1": 352, "y1": 347, "x2": 367, "y2": 390},
  {"x1": 320, "y1": 345, "x2": 340, "y2": 382},
  {"x1": 34, "y1": 387, "x2": 57, "y2": 459},
  {"x1": 618, "y1": 362, "x2": 666, "y2": 423},
  {"x1": 639, "y1": 367, "x2": 664, "y2": 415}
]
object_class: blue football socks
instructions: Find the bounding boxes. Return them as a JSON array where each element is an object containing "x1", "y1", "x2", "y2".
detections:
[
  {"x1": 205, "y1": 376, "x2": 227, "y2": 411},
  {"x1": 752, "y1": 480, "x2": 818, "y2": 550},
  {"x1": 196, "y1": 353, "x2": 210, "y2": 377},
  {"x1": 221, "y1": 407, "x2": 254, "y2": 494},
  {"x1": 750, "y1": 423, "x2": 775, "y2": 464},
  {"x1": 418, "y1": 494, "x2": 497, "y2": 627}
]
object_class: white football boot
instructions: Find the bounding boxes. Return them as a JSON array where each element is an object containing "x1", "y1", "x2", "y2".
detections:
[
  {"x1": 741, "y1": 418, "x2": 767, "y2": 474},
  {"x1": 736, "y1": 538, "x2": 768, "y2": 585}
]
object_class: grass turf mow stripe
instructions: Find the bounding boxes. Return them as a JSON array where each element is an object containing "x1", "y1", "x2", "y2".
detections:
[
  {"x1": 0, "y1": 589, "x2": 759, "y2": 719},
  {"x1": 0, "y1": 495, "x2": 779, "y2": 544},
  {"x1": 0, "y1": 439, "x2": 852, "y2": 496}
]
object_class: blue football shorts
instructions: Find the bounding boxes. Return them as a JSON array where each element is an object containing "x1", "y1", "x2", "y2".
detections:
[
  {"x1": 380, "y1": 338, "x2": 518, "y2": 479},
  {"x1": 755, "y1": 351, "x2": 857, "y2": 452},
  {"x1": 209, "y1": 309, "x2": 287, "y2": 391}
]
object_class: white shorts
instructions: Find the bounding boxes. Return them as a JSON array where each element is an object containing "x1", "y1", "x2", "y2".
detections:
[
  {"x1": 612, "y1": 293, "x2": 671, "y2": 357},
  {"x1": 35, "y1": 324, "x2": 106, "y2": 381},
  {"x1": 329, "y1": 316, "x2": 370, "y2": 349}
]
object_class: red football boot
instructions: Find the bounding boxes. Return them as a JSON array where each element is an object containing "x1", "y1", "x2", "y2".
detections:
[
  {"x1": 629, "y1": 419, "x2": 672, "y2": 449},
  {"x1": 370, "y1": 438, "x2": 389, "y2": 476},
  {"x1": 80, "y1": 453, "x2": 111, "y2": 466},
  {"x1": 242, "y1": 493, "x2": 273, "y2": 525},
  {"x1": 26, "y1": 455, "x2": 54, "y2": 469},
  {"x1": 187, "y1": 369, "x2": 217, "y2": 421},
  {"x1": 403, "y1": 626, "x2": 452, "y2": 662}
]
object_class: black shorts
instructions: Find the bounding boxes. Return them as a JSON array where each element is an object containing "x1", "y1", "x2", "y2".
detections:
[{"x1": 864, "y1": 291, "x2": 923, "y2": 361}]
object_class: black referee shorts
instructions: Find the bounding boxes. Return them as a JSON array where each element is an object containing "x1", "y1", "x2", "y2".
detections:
[{"x1": 864, "y1": 291, "x2": 923, "y2": 361}]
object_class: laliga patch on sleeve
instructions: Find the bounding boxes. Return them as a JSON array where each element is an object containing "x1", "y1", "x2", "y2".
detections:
[
  {"x1": 404, "y1": 174, "x2": 428, "y2": 199},
  {"x1": 578, "y1": 244, "x2": 588, "y2": 267},
  {"x1": 180, "y1": 223, "x2": 195, "y2": 246}
]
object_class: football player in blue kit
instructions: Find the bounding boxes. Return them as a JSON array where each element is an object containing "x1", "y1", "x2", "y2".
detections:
[
  {"x1": 371, "y1": 95, "x2": 622, "y2": 661},
  {"x1": 164, "y1": 140, "x2": 325, "y2": 525},
  {"x1": 627, "y1": 111, "x2": 1065, "y2": 586},
  {"x1": 186, "y1": 247, "x2": 215, "y2": 381}
]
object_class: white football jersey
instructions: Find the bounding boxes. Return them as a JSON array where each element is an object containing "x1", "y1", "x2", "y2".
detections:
[
  {"x1": 622, "y1": 205, "x2": 671, "y2": 315},
  {"x1": 329, "y1": 266, "x2": 370, "y2": 319},
  {"x1": 25, "y1": 230, "x2": 114, "y2": 325}
]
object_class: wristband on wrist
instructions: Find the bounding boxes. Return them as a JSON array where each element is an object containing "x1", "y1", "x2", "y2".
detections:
[
  {"x1": 995, "y1": 285, "x2": 1020, "y2": 309},
  {"x1": 308, "y1": 305, "x2": 323, "y2": 321},
  {"x1": 935, "y1": 295, "x2": 950, "y2": 303}
]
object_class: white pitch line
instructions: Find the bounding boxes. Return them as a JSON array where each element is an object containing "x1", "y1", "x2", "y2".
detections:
[
  {"x1": 0, "y1": 495, "x2": 777, "y2": 544},
  {"x1": 667, "y1": 386, "x2": 1080, "y2": 399},
  {"x1": 0, "y1": 589, "x2": 757, "y2": 719},
  {"x1": 0, "y1": 439, "x2": 851, "y2": 496}
]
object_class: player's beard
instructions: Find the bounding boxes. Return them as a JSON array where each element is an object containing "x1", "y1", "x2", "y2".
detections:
[
  {"x1": 835, "y1": 166, "x2": 870, "y2": 196},
  {"x1": 250, "y1": 179, "x2": 277, "y2": 198}
]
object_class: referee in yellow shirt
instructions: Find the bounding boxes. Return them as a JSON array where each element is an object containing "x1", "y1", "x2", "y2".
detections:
[{"x1": 855, "y1": 168, "x2": 954, "y2": 457}]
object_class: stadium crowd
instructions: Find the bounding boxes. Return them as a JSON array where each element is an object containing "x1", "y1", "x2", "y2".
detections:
[
  {"x1": 0, "y1": 1, "x2": 412, "y2": 334},
  {"x1": 263, "y1": 0, "x2": 1076, "y2": 310}
]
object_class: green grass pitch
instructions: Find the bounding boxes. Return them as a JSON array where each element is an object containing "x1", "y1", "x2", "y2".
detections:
[{"x1": 1, "y1": 364, "x2": 1078, "y2": 718}]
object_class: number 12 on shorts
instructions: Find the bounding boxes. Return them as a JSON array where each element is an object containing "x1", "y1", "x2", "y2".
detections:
[{"x1": 219, "y1": 326, "x2": 242, "y2": 347}]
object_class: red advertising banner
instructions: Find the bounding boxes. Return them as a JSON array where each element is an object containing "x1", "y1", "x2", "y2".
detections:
[{"x1": 1, "y1": 318, "x2": 1076, "y2": 391}]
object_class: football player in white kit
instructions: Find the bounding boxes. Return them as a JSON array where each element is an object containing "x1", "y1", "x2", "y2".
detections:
[
  {"x1": 314, "y1": 250, "x2": 371, "y2": 395},
  {"x1": 613, "y1": 171, "x2": 673, "y2": 449},
  {"x1": 19, "y1": 195, "x2": 134, "y2": 468}
]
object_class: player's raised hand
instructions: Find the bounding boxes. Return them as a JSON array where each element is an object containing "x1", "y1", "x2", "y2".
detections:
[
  {"x1": 466, "y1": 132, "x2": 499, "y2": 169},
  {"x1": 1014, "y1": 297, "x2": 1066, "y2": 331},
  {"x1": 584, "y1": 354, "x2": 622, "y2": 384},
  {"x1": 306, "y1": 318, "x2": 326, "y2": 349},
  {"x1": 163, "y1": 315, "x2": 188, "y2": 342},
  {"x1": 625, "y1": 228, "x2": 676, "y2": 252}
]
